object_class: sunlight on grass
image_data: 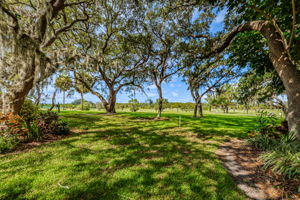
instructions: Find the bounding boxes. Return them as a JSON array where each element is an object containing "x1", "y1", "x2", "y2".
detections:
[{"x1": 0, "y1": 111, "x2": 258, "y2": 199}]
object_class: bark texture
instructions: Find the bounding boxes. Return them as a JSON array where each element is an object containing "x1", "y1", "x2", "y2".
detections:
[
  {"x1": 202, "y1": 20, "x2": 300, "y2": 139},
  {"x1": 156, "y1": 84, "x2": 163, "y2": 118}
]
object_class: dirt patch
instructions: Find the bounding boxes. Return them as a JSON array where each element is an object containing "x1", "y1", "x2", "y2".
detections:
[{"x1": 216, "y1": 139, "x2": 300, "y2": 200}]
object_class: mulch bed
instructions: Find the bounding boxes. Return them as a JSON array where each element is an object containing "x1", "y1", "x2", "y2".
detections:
[{"x1": 216, "y1": 139, "x2": 300, "y2": 200}]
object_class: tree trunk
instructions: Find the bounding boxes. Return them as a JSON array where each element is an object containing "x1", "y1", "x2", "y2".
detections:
[
  {"x1": 106, "y1": 89, "x2": 116, "y2": 114},
  {"x1": 193, "y1": 98, "x2": 203, "y2": 118},
  {"x1": 63, "y1": 91, "x2": 65, "y2": 110},
  {"x1": 156, "y1": 85, "x2": 163, "y2": 118},
  {"x1": 1, "y1": 68, "x2": 35, "y2": 114},
  {"x1": 260, "y1": 23, "x2": 300, "y2": 139},
  {"x1": 35, "y1": 85, "x2": 41, "y2": 106},
  {"x1": 204, "y1": 20, "x2": 300, "y2": 139},
  {"x1": 198, "y1": 100, "x2": 203, "y2": 118},
  {"x1": 81, "y1": 92, "x2": 84, "y2": 111},
  {"x1": 193, "y1": 104, "x2": 197, "y2": 118},
  {"x1": 49, "y1": 89, "x2": 57, "y2": 111}
]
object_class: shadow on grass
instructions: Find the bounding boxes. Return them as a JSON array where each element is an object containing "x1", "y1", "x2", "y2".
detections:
[{"x1": 0, "y1": 112, "x2": 250, "y2": 199}]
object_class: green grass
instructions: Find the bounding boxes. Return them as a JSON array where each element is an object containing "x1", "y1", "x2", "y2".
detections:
[{"x1": 0, "y1": 111, "x2": 258, "y2": 200}]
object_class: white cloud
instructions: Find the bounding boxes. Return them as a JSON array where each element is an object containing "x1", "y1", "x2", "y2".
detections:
[
  {"x1": 172, "y1": 92, "x2": 178, "y2": 97},
  {"x1": 214, "y1": 9, "x2": 226, "y2": 23},
  {"x1": 147, "y1": 84, "x2": 157, "y2": 90},
  {"x1": 170, "y1": 83, "x2": 175, "y2": 88},
  {"x1": 147, "y1": 92, "x2": 157, "y2": 97}
]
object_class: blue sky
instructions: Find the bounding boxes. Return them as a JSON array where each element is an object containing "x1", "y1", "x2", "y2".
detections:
[{"x1": 43, "y1": 10, "x2": 226, "y2": 104}]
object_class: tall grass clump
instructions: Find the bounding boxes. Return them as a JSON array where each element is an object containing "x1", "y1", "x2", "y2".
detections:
[
  {"x1": 248, "y1": 110, "x2": 299, "y2": 191},
  {"x1": 248, "y1": 131, "x2": 300, "y2": 182}
]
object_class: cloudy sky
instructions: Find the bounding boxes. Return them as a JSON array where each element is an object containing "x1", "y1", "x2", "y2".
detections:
[{"x1": 43, "y1": 10, "x2": 226, "y2": 104}]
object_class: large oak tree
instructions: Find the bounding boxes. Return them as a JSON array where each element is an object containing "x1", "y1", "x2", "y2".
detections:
[{"x1": 0, "y1": 0, "x2": 92, "y2": 114}]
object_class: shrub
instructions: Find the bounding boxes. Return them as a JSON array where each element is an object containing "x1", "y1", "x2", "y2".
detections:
[
  {"x1": 0, "y1": 113, "x2": 28, "y2": 137},
  {"x1": 0, "y1": 134, "x2": 17, "y2": 153},
  {"x1": 0, "y1": 113, "x2": 28, "y2": 153},
  {"x1": 248, "y1": 131, "x2": 300, "y2": 180},
  {"x1": 261, "y1": 149, "x2": 300, "y2": 179},
  {"x1": 19, "y1": 100, "x2": 39, "y2": 126},
  {"x1": 76, "y1": 104, "x2": 90, "y2": 110},
  {"x1": 253, "y1": 110, "x2": 278, "y2": 136},
  {"x1": 247, "y1": 134, "x2": 278, "y2": 151},
  {"x1": 128, "y1": 99, "x2": 139, "y2": 112},
  {"x1": 19, "y1": 100, "x2": 42, "y2": 141},
  {"x1": 38, "y1": 111, "x2": 70, "y2": 135}
]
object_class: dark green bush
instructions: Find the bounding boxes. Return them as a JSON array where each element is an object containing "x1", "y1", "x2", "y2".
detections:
[
  {"x1": 38, "y1": 111, "x2": 70, "y2": 135},
  {"x1": 247, "y1": 134, "x2": 278, "y2": 151},
  {"x1": 0, "y1": 135, "x2": 18, "y2": 153},
  {"x1": 248, "y1": 132, "x2": 300, "y2": 180},
  {"x1": 253, "y1": 110, "x2": 278, "y2": 136},
  {"x1": 20, "y1": 100, "x2": 39, "y2": 126},
  {"x1": 19, "y1": 100, "x2": 42, "y2": 141}
]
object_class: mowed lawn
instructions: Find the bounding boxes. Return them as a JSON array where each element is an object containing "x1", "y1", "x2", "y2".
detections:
[{"x1": 0, "y1": 111, "x2": 258, "y2": 200}]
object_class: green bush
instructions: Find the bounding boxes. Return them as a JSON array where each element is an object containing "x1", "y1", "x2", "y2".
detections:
[
  {"x1": 0, "y1": 113, "x2": 28, "y2": 153},
  {"x1": 247, "y1": 134, "x2": 278, "y2": 151},
  {"x1": 248, "y1": 132, "x2": 300, "y2": 180},
  {"x1": 76, "y1": 103, "x2": 90, "y2": 110},
  {"x1": 20, "y1": 100, "x2": 39, "y2": 126},
  {"x1": 253, "y1": 110, "x2": 278, "y2": 136},
  {"x1": 20, "y1": 99, "x2": 42, "y2": 141},
  {"x1": 38, "y1": 111, "x2": 70, "y2": 135},
  {"x1": 261, "y1": 149, "x2": 300, "y2": 179},
  {"x1": 27, "y1": 120, "x2": 41, "y2": 141},
  {"x1": 0, "y1": 135, "x2": 18, "y2": 153},
  {"x1": 128, "y1": 99, "x2": 139, "y2": 112}
]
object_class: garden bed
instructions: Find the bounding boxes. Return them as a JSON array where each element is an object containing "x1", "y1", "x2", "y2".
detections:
[{"x1": 216, "y1": 139, "x2": 300, "y2": 200}]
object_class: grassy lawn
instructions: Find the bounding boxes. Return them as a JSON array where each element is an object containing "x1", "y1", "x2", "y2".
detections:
[{"x1": 0, "y1": 111, "x2": 258, "y2": 200}]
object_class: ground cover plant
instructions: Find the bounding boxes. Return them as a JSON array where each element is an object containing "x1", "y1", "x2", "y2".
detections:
[
  {"x1": 0, "y1": 100, "x2": 70, "y2": 153},
  {"x1": 0, "y1": 110, "x2": 258, "y2": 200},
  {"x1": 247, "y1": 111, "x2": 300, "y2": 190}
]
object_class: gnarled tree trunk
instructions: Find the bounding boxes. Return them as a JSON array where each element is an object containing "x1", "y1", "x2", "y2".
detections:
[
  {"x1": 193, "y1": 104, "x2": 198, "y2": 118},
  {"x1": 156, "y1": 84, "x2": 163, "y2": 118},
  {"x1": 204, "y1": 20, "x2": 300, "y2": 139},
  {"x1": 259, "y1": 22, "x2": 300, "y2": 139},
  {"x1": 193, "y1": 98, "x2": 204, "y2": 118},
  {"x1": 1, "y1": 66, "x2": 35, "y2": 114},
  {"x1": 106, "y1": 89, "x2": 116, "y2": 114},
  {"x1": 198, "y1": 99, "x2": 203, "y2": 118}
]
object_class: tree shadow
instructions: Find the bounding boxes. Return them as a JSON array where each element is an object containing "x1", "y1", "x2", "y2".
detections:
[{"x1": 0, "y1": 112, "x2": 249, "y2": 199}]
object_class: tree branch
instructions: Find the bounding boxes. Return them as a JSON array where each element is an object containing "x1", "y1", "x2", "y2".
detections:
[
  {"x1": 42, "y1": 15, "x2": 89, "y2": 48},
  {"x1": 0, "y1": 4, "x2": 19, "y2": 32}
]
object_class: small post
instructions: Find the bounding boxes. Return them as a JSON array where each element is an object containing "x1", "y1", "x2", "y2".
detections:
[{"x1": 178, "y1": 116, "x2": 181, "y2": 128}]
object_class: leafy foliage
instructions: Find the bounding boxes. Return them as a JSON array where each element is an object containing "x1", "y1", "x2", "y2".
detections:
[
  {"x1": 38, "y1": 111, "x2": 70, "y2": 136},
  {"x1": 19, "y1": 99, "x2": 39, "y2": 126},
  {"x1": 55, "y1": 74, "x2": 73, "y2": 92},
  {"x1": 253, "y1": 110, "x2": 278, "y2": 136},
  {"x1": 248, "y1": 132, "x2": 300, "y2": 180},
  {"x1": 0, "y1": 113, "x2": 28, "y2": 152},
  {"x1": 128, "y1": 99, "x2": 140, "y2": 112}
]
